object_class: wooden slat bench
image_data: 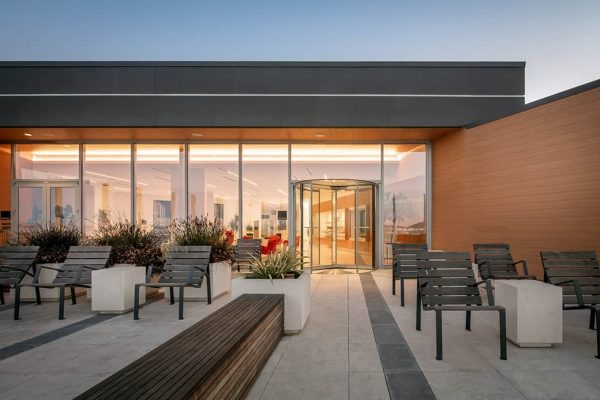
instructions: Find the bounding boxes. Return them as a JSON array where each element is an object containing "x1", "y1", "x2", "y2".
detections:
[{"x1": 75, "y1": 293, "x2": 284, "y2": 400}]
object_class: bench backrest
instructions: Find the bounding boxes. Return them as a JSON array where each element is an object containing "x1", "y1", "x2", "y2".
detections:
[
  {"x1": 540, "y1": 251, "x2": 600, "y2": 306},
  {"x1": 234, "y1": 239, "x2": 261, "y2": 261},
  {"x1": 418, "y1": 251, "x2": 482, "y2": 308},
  {"x1": 0, "y1": 246, "x2": 40, "y2": 286},
  {"x1": 159, "y1": 245, "x2": 212, "y2": 285},
  {"x1": 53, "y1": 246, "x2": 112, "y2": 285},
  {"x1": 473, "y1": 243, "x2": 518, "y2": 279},
  {"x1": 392, "y1": 243, "x2": 428, "y2": 278}
]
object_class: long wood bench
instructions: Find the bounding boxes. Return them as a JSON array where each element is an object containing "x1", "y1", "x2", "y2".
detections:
[{"x1": 75, "y1": 294, "x2": 284, "y2": 400}]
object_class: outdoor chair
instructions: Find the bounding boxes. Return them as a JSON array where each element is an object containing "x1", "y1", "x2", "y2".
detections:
[
  {"x1": 416, "y1": 251, "x2": 507, "y2": 360},
  {"x1": 474, "y1": 243, "x2": 535, "y2": 305},
  {"x1": 134, "y1": 245, "x2": 212, "y2": 320},
  {"x1": 391, "y1": 243, "x2": 428, "y2": 306},
  {"x1": 0, "y1": 246, "x2": 40, "y2": 305},
  {"x1": 233, "y1": 238, "x2": 261, "y2": 272},
  {"x1": 540, "y1": 251, "x2": 600, "y2": 358},
  {"x1": 13, "y1": 246, "x2": 112, "y2": 320}
]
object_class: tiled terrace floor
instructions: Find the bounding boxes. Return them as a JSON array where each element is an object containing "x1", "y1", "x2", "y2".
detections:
[{"x1": 0, "y1": 269, "x2": 599, "y2": 399}]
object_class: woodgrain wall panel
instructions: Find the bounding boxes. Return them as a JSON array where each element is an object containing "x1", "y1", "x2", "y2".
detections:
[{"x1": 432, "y1": 87, "x2": 600, "y2": 278}]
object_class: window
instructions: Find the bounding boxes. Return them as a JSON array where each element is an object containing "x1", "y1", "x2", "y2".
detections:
[
  {"x1": 135, "y1": 144, "x2": 185, "y2": 228},
  {"x1": 291, "y1": 144, "x2": 381, "y2": 182},
  {"x1": 383, "y1": 144, "x2": 427, "y2": 264},
  {"x1": 242, "y1": 145, "x2": 288, "y2": 245},
  {"x1": 83, "y1": 144, "x2": 132, "y2": 233},
  {"x1": 189, "y1": 144, "x2": 239, "y2": 233},
  {"x1": 15, "y1": 144, "x2": 78, "y2": 180}
]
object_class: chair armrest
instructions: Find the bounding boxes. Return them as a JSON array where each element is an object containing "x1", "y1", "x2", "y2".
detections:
[
  {"x1": 477, "y1": 260, "x2": 493, "y2": 278},
  {"x1": 555, "y1": 279, "x2": 584, "y2": 306},
  {"x1": 512, "y1": 259, "x2": 529, "y2": 276}
]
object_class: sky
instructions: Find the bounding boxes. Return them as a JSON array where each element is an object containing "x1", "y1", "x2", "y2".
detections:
[{"x1": 0, "y1": 0, "x2": 598, "y2": 102}]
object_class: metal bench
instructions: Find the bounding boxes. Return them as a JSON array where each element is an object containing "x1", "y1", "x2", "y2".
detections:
[
  {"x1": 75, "y1": 293, "x2": 284, "y2": 400},
  {"x1": 14, "y1": 246, "x2": 111, "y2": 320},
  {"x1": 391, "y1": 243, "x2": 428, "y2": 306},
  {"x1": 233, "y1": 238, "x2": 261, "y2": 272},
  {"x1": 416, "y1": 251, "x2": 507, "y2": 360},
  {"x1": 0, "y1": 246, "x2": 40, "y2": 305}
]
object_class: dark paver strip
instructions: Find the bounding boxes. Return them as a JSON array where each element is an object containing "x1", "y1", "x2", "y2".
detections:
[{"x1": 360, "y1": 273, "x2": 437, "y2": 400}]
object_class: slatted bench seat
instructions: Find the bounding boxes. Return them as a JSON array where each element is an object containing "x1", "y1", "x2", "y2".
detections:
[{"x1": 75, "y1": 293, "x2": 284, "y2": 400}]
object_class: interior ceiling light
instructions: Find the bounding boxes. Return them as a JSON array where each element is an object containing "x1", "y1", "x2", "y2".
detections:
[
  {"x1": 24, "y1": 133, "x2": 32, "y2": 137},
  {"x1": 314, "y1": 132, "x2": 326, "y2": 138},
  {"x1": 191, "y1": 133, "x2": 203, "y2": 137}
]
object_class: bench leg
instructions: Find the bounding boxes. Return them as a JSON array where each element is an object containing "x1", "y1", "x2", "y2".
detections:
[
  {"x1": 133, "y1": 285, "x2": 140, "y2": 320},
  {"x1": 169, "y1": 287, "x2": 175, "y2": 305},
  {"x1": 13, "y1": 285, "x2": 21, "y2": 320},
  {"x1": 35, "y1": 287, "x2": 41, "y2": 305},
  {"x1": 206, "y1": 275, "x2": 212, "y2": 305},
  {"x1": 400, "y1": 278, "x2": 405, "y2": 307},
  {"x1": 237, "y1": 262, "x2": 240, "y2": 273},
  {"x1": 499, "y1": 309, "x2": 507, "y2": 360},
  {"x1": 70, "y1": 287, "x2": 77, "y2": 305},
  {"x1": 416, "y1": 289, "x2": 422, "y2": 331},
  {"x1": 485, "y1": 280, "x2": 495, "y2": 306},
  {"x1": 58, "y1": 286, "x2": 65, "y2": 320},
  {"x1": 392, "y1": 270, "x2": 396, "y2": 295},
  {"x1": 178, "y1": 287, "x2": 184, "y2": 320},
  {"x1": 0, "y1": 286, "x2": 4, "y2": 305},
  {"x1": 466, "y1": 310, "x2": 472, "y2": 331},
  {"x1": 590, "y1": 308, "x2": 595, "y2": 330},
  {"x1": 435, "y1": 310, "x2": 443, "y2": 360},
  {"x1": 596, "y1": 312, "x2": 600, "y2": 358}
]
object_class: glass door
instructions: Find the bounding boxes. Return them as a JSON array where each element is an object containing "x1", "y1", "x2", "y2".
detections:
[
  {"x1": 356, "y1": 184, "x2": 374, "y2": 269},
  {"x1": 14, "y1": 182, "x2": 80, "y2": 238}
]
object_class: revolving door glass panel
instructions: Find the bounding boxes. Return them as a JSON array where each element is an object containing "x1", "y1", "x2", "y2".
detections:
[{"x1": 295, "y1": 180, "x2": 375, "y2": 270}]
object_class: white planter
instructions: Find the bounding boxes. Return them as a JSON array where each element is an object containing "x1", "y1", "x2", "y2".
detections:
[
  {"x1": 164, "y1": 261, "x2": 232, "y2": 302},
  {"x1": 10, "y1": 263, "x2": 83, "y2": 302},
  {"x1": 91, "y1": 266, "x2": 147, "y2": 314},
  {"x1": 231, "y1": 271, "x2": 311, "y2": 334},
  {"x1": 495, "y1": 280, "x2": 563, "y2": 347}
]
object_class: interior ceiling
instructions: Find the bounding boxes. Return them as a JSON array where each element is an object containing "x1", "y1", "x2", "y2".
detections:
[{"x1": 0, "y1": 127, "x2": 459, "y2": 143}]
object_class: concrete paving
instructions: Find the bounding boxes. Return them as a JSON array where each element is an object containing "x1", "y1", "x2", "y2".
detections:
[
  {"x1": 0, "y1": 269, "x2": 599, "y2": 400},
  {"x1": 371, "y1": 269, "x2": 600, "y2": 400}
]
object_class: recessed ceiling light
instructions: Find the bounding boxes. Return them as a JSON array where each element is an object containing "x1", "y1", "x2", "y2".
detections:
[
  {"x1": 24, "y1": 133, "x2": 32, "y2": 137},
  {"x1": 64, "y1": 145, "x2": 71, "y2": 148},
  {"x1": 191, "y1": 133, "x2": 203, "y2": 137},
  {"x1": 314, "y1": 132, "x2": 325, "y2": 138}
]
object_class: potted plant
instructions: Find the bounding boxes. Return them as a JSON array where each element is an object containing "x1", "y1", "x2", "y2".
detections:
[
  {"x1": 168, "y1": 216, "x2": 234, "y2": 301},
  {"x1": 14, "y1": 223, "x2": 81, "y2": 301},
  {"x1": 86, "y1": 219, "x2": 165, "y2": 300},
  {"x1": 231, "y1": 247, "x2": 311, "y2": 333}
]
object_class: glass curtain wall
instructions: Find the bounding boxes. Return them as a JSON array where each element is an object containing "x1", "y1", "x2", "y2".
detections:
[
  {"x1": 83, "y1": 144, "x2": 132, "y2": 233},
  {"x1": 383, "y1": 144, "x2": 427, "y2": 265},
  {"x1": 242, "y1": 145, "x2": 289, "y2": 250},
  {"x1": 189, "y1": 144, "x2": 239, "y2": 236},
  {"x1": 135, "y1": 144, "x2": 185, "y2": 229},
  {"x1": 14, "y1": 144, "x2": 78, "y2": 180},
  {"x1": 0, "y1": 145, "x2": 11, "y2": 245}
]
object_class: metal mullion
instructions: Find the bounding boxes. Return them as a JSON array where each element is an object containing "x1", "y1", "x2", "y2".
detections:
[
  {"x1": 79, "y1": 143, "x2": 83, "y2": 233},
  {"x1": 379, "y1": 144, "x2": 384, "y2": 269},
  {"x1": 426, "y1": 140, "x2": 432, "y2": 250},
  {"x1": 131, "y1": 144, "x2": 136, "y2": 225},
  {"x1": 238, "y1": 144, "x2": 242, "y2": 239},
  {"x1": 184, "y1": 143, "x2": 189, "y2": 218}
]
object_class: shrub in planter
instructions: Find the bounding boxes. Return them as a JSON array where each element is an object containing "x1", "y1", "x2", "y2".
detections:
[
  {"x1": 16, "y1": 223, "x2": 81, "y2": 263},
  {"x1": 169, "y1": 216, "x2": 234, "y2": 263},
  {"x1": 246, "y1": 247, "x2": 303, "y2": 280},
  {"x1": 85, "y1": 220, "x2": 165, "y2": 273}
]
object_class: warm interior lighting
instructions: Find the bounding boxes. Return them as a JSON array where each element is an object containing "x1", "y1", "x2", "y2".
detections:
[
  {"x1": 24, "y1": 133, "x2": 32, "y2": 137},
  {"x1": 23, "y1": 144, "x2": 424, "y2": 163}
]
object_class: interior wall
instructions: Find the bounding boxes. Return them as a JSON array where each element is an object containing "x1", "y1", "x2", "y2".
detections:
[{"x1": 432, "y1": 87, "x2": 600, "y2": 278}]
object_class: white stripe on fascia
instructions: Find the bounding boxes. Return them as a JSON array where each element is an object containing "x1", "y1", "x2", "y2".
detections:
[{"x1": 0, "y1": 93, "x2": 522, "y2": 97}]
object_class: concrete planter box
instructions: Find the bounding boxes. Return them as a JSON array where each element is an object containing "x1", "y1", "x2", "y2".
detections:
[
  {"x1": 231, "y1": 271, "x2": 311, "y2": 334},
  {"x1": 495, "y1": 279, "x2": 563, "y2": 347},
  {"x1": 164, "y1": 261, "x2": 231, "y2": 302},
  {"x1": 91, "y1": 265, "x2": 147, "y2": 314},
  {"x1": 10, "y1": 263, "x2": 82, "y2": 302}
]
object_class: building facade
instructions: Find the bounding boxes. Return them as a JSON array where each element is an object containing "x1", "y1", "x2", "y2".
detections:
[{"x1": 1, "y1": 60, "x2": 563, "y2": 271}]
